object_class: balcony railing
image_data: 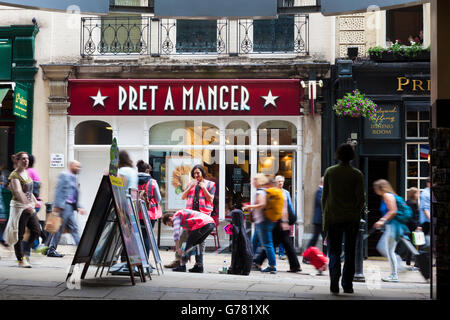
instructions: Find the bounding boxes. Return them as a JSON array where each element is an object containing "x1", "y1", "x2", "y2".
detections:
[{"x1": 80, "y1": 15, "x2": 309, "y2": 57}]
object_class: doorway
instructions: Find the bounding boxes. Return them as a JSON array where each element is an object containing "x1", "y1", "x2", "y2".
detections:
[{"x1": 363, "y1": 157, "x2": 401, "y2": 256}]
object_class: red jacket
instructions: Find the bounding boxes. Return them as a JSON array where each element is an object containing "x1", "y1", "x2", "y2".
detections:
[
  {"x1": 185, "y1": 179, "x2": 215, "y2": 215},
  {"x1": 175, "y1": 209, "x2": 215, "y2": 231}
]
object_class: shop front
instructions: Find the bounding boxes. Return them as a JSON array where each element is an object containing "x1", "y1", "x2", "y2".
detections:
[
  {"x1": 0, "y1": 24, "x2": 38, "y2": 222},
  {"x1": 67, "y1": 78, "x2": 307, "y2": 247},
  {"x1": 326, "y1": 60, "x2": 430, "y2": 256}
]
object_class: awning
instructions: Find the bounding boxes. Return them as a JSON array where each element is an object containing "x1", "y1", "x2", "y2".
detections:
[
  {"x1": 321, "y1": 0, "x2": 429, "y2": 16},
  {"x1": 0, "y1": 0, "x2": 109, "y2": 14}
]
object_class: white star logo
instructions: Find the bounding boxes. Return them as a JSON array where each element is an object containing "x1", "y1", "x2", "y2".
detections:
[
  {"x1": 90, "y1": 89, "x2": 108, "y2": 107},
  {"x1": 261, "y1": 90, "x2": 279, "y2": 108}
]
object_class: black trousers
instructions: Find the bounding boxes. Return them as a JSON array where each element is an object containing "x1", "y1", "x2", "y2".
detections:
[
  {"x1": 327, "y1": 222, "x2": 359, "y2": 290},
  {"x1": 182, "y1": 223, "x2": 215, "y2": 264},
  {"x1": 14, "y1": 210, "x2": 40, "y2": 260}
]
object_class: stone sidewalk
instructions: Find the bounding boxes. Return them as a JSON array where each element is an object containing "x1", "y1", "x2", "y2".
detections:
[{"x1": 0, "y1": 244, "x2": 430, "y2": 300}]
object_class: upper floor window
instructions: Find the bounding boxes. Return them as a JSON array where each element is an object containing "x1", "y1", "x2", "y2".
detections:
[
  {"x1": 253, "y1": 15, "x2": 294, "y2": 53},
  {"x1": 386, "y1": 5, "x2": 423, "y2": 46},
  {"x1": 100, "y1": 14, "x2": 144, "y2": 54},
  {"x1": 406, "y1": 108, "x2": 429, "y2": 139},
  {"x1": 176, "y1": 20, "x2": 217, "y2": 53}
]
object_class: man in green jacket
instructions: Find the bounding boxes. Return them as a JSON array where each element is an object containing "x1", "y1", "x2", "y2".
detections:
[{"x1": 322, "y1": 143, "x2": 365, "y2": 295}]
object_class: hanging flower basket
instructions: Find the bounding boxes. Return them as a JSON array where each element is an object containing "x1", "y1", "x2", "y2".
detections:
[{"x1": 333, "y1": 89, "x2": 378, "y2": 122}]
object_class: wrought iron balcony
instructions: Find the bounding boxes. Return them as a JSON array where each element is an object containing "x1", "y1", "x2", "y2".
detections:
[{"x1": 81, "y1": 15, "x2": 309, "y2": 57}]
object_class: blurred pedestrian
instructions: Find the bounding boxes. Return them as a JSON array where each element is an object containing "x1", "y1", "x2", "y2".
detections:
[
  {"x1": 400, "y1": 187, "x2": 420, "y2": 267},
  {"x1": 118, "y1": 151, "x2": 138, "y2": 194},
  {"x1": 0, "y1": 166, "x2": 5, "y2": 248},
  {"x1": 23, "y1": 154, "x2": 48, "y2": 255},
  {"x1": 304, "y1": 176, "x2": 326, "y2": 263},
  {"x1": 4, "y1": 152, "x2": 41, "y2": 267},
  {"x1": 418, "y1": 179, "x2": 430, "y2": 236},
  {"x1": 373, "y1": 179, "x2": 411, "y2": 282},
  {"x1": 46, "y1": 160, "x2": 86, "y2": 258},
  {"x1": 243, "y1": 173, "x2": 269, "y2": 270},
  {"x1": 137, "y1": 159, "x2": 161, "y2": 254},
  {"x1": 322, "y1": 143, "x2": 365, "y2": 294},
  {"x1": 162, "y1": 209, "x2": 215, "y2": 272},
  {"x1": 251, "y1": 177, "x2": 283, "y2": 274},
  {"x1": 274, "y1": 175, "x2": 295, "y2": 261},
  {"x1": 273, "y1": 175, "x2": 301, "y2": 272}
]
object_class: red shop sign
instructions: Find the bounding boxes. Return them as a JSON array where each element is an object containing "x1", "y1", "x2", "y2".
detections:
[{"x1": 68, "y1": 79, "x2": 302, "y2": 116}]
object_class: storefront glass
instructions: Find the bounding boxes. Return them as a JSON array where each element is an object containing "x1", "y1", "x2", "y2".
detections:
[{"x1": 75, "y1": 120, "x2": 113, "y2": 145}]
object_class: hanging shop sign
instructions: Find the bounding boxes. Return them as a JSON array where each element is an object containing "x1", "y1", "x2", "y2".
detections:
[
  {"x1": 68, "y1": 79, "x2": 302, "y2": 116},
  {"x1": 13, "y1": 83, "x2": 28, "y2": 119},
  {"x1": 364, "y1": 103, "x2": 401, "y2": 139}
]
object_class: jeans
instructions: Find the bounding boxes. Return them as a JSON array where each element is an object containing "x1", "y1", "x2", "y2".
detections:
[
  {"x1": 251, "y1": 224, "x2": 261, "y2": 256},
  {"x1": 327, "y1": 222, "x2": 358, "y2": 290},
  {"x1": 257, "y1": 222, "x2": 300, "y2": 270},
  {"x1": 376, "y1": 224, "x2": 404, "y2": 277},
  {"x1": 47, "y1": 203, "x2": 80, "y2": 250},
  {"x1": 254, "y1": 220, "x2": 276, "y2": 267}
]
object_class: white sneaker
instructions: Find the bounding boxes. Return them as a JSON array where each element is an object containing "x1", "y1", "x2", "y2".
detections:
[
  {"x1": 18, "y1": 257, "x2": 32, "y2": 268},
  {"x1": 382, "y1": 275, "x2": 398, "y2": 282}
]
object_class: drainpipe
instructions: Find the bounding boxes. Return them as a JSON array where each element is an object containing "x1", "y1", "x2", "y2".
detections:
[{"x1": 297, "y1": 109, "x2": 305, "y2": 250}]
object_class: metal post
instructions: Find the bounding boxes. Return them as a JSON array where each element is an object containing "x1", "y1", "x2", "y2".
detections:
[{"x1": 354, "y1": 218, "x2": 366, "y2": 282}]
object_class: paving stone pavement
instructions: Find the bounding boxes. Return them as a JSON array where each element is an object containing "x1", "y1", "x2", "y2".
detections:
[{"x1": 0, "y1": 244, "x2": 431, "y2": 301}]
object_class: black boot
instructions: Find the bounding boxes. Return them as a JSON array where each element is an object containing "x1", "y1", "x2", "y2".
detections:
[
  {"x1": 172, "y1": 265, "x2": 186, "y2": 272},
  {"x1": 189, "y1": 264, "x2": 204, "y2": 273}
]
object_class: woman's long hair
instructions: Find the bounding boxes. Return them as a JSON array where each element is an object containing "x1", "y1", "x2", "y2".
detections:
[
  {"x1": 118, "y1": 150, "x2": 133, "y2": 168},
  {"x1": 373, "y1": 179, "x2": 397, "y2": 195}
]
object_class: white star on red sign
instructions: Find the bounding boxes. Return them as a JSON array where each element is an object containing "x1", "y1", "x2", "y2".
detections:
[
  {"x1": 261, "y1": 90, "x2": 279, "y2": 108},
  {"x1": 90, "y1": 89, "x2": 108, "y2": 107}
]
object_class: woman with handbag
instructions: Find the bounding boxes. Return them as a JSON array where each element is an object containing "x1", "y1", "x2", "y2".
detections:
[{"x1": 4, "y1": 152, "x2": 41, "y2": 268}]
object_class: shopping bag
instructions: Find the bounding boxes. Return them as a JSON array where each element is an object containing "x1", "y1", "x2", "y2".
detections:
[
  {"x1": 412, "y1": 231, "x2": 426, "y2": 246},
  {"x1": 44, "y1": 212, "x2": 62, "y2": 234}
]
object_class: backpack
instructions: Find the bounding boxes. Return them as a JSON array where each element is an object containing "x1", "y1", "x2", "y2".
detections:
[
  {"x1": 138, "y1": 180, "x2": 151, "y2": 212},
  {"x1": 393, "y1": 194, "x2": 413, "y2": 225},
  {"x1": 264, "y1": 187, "x2": 284, "y2": 222}
]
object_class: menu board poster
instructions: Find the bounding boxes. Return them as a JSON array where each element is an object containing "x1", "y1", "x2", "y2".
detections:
[
  {"x1": 364, "y1": 104, "x2": 401, "y2": 139},
  {"x1": 109, "y1": 176, "x2": 142, "y2": 266},
  {"x1": 165, "y1": 156, "x2": 202, "y2": 210}
]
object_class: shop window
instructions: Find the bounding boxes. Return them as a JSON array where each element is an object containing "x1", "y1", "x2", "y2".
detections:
[
  {"x1": 75, "y1": 121, "x2": 113, "y2": 145},
  {"x1": 176, "y1": 20, "x2": 217, "y2": 53},
  {"x1": 406, "y1": 109, "x2": 429, "y2": 138},
  {"x1": 253, "y1": 15, "x2": 294, "y2": 52},
  {"x1": 386, "y1": 5, "x2": 423, "y2": 46},
  {"x1": 257, "y1": 120, "x2": 296, "y2": 145},
  {"x1": 149, "y1": 120, "x2": 219, "y2": 146},
  {"x1": 226, "y1": 120, "x2": 250, "y2": 145},
  {"x1": 149, "y1": 149, "x2": 220, "y2": 212},
  {"x1": 406, "y1": 142, "x2": 429, "y2": 190}
]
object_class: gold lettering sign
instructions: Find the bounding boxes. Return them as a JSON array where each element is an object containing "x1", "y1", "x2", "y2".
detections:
[
  {"x1": 397, "y1": 77, "x2": 430, "y2": 92},
  {"x1": 365, "y1": 104, "x2": 400, "y2": 139}
]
